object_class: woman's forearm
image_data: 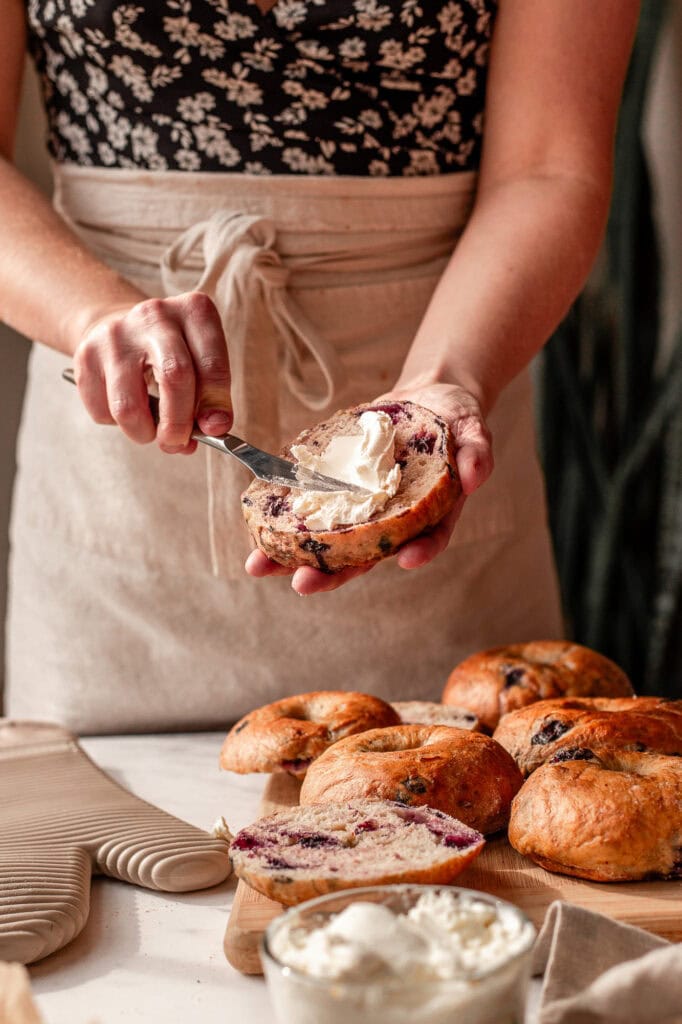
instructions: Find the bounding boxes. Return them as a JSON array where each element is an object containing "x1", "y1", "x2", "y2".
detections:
[
  {"x1": 0, "y1": 156, "x2": 233, "y2": 448},
  {"x1": 398, "y1": 170, "x2": 611, "y2": 416},
  {"x1": 0, "y1": 156, "x2": 145, "y2": 354}
]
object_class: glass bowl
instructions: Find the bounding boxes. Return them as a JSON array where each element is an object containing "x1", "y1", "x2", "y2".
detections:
[{"x1": 261, "y1": 884, "x2": 536, "y2": 1024}]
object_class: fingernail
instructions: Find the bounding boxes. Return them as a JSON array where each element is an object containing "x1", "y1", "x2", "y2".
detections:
[
  {"x1": 161, "y1": 444, "x2": 185, "y2": 454},
  {"x1": 201, "y1": 410, "x2": 232, "y2": 431}
]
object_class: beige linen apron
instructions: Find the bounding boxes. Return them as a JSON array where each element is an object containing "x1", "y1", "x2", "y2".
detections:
[{"x1": 5, "y1": 166, "x2": 563, "y2": 733}]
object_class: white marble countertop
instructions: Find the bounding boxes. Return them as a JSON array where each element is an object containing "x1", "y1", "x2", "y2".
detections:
[{"x1": 27, "y1": 733, "x2": 542, "y2": 1024}]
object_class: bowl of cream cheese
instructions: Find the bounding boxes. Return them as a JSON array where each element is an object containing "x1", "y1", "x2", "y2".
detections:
[{"x1": 261, "y1": 884, "x2": 536, "y2": 1024}]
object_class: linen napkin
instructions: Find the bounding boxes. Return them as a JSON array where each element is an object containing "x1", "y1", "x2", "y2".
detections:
[{"x1": 533, "y1": 901, "x2": 682, "y2": 1024}]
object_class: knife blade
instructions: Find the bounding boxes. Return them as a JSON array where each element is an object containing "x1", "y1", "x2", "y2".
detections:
[{"x1": 61, "y1": 368, "x2": 369, "y2": 495}]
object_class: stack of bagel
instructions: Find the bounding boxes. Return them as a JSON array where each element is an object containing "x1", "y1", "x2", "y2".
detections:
[
  {"x1": 220, "y1": 641, "x2": 682, "y2": 900},
  {"x1": 492, "y1": 693, "x2": 682, "y2": 881},
  {"x1": 440, "y1": 641, "x2": 682, "y2": 882},
  {"x1": 221, "y1": 691, "x2": 521, "y2": 902}
]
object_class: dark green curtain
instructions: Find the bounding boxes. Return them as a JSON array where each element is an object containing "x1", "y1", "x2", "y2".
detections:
[{"x1": 537, "y1": 1, "x2": 682, "y2": 695}]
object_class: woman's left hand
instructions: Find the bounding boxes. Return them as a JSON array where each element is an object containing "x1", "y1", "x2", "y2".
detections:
[{"x1": 245, "y1": 382, "x2": 493, "y2": 595}]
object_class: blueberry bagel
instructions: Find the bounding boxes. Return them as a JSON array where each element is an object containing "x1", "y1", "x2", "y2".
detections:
[
  {"x1": 442, "y1": 641, "x2": 634, "y2": 732},
  {"x1": 299, "y1": 724, "x2": 523, "y2": 835},
  {"x1": 230, "y1": 800, "x2": 485, "y2": 905},
  {"x1": 508, "y1": 748, "x2": 682, "y2": 881},
  {"x1": 493, "y1": 696, "x2": 682, "y2": 776},
  {"x1": 241, "y1": 400, "x2": 460, "y2": 571},
  {"x1": 220, "y1": 691, "x2": 400, "y2": 777}
]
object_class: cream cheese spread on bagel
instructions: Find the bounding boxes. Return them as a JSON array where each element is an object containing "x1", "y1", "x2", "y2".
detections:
[{"x1": 291, "y1": 410, "x2": 401, "y2": 530}]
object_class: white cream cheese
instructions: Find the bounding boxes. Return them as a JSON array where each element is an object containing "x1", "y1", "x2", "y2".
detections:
[
  {"x1": 269, "y1": 891, "x2": 533, "y2": 983},
  {"x1": 291, "y1": 410, "x2": 401, "y2": 531},
  {"x1": 211, "y1": 815, "x2": 234, "y2": 845},
  {"x1": 263, "y1": 888, "x2": 536, "y2": 1024}
]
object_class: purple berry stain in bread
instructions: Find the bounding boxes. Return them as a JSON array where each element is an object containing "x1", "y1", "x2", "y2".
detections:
[
  {"x1": 503, "y1": 667, "x2": 526, "y2": 688},
  {"x1": 296, "y1": 833, "x2": 339, "y2": 849},
  {"x1": 409, "y1": 431, "x2": 437, "y2": 455},
  {"x1": 233, "y1": 719, "x2": 250, "y2": 734},
  {"x1": 355, "y1": 819, "x2": 379, "y2": 833},
  {"x1": 266, "y1": 856, "x2": 295, "y2": 874},
  {"x1": 548, "y1": 748, "x2": 597, "y2": 764},
  {"x1": 443, "y1": 833, "x2": 477, "y2": 849},
  {"x1": 531, "y1": 719, "x2": 571, "y2": 745},
  {"x1": 282, "y1": 830, "x2": 334, "y2": 848},
  {"x1": 378, "y1": 536, "x2": 393, "y2": 556},
  {"x1": 231, "y1": 833, "x2": 264, "y2": 852},
  {"x1": 362, "y1": 402, "x2": 411, "y2": 424},
  {"x1": 392, "y1": 806, "x2": 482, "y2": 849},
  {"x1": 242, "y1": 496, "x2": 253, "y2": 506},
  {"x1": 264, "y1": 495, "x2": 291, "y2": 518}
]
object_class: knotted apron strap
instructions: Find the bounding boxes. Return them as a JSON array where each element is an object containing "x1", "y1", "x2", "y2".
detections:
[{"x1": 160, "y1": 210, "x2": 346, "y2": 577}]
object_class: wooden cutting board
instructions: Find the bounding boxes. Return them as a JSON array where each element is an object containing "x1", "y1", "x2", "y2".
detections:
[{"x1": 224, "y1": 773, "x2": 682, "y2": 974}]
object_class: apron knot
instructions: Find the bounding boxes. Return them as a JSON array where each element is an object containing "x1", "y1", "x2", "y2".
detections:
[{"x1": 160, "y1": 209, "x2": 345, "y2": 424}]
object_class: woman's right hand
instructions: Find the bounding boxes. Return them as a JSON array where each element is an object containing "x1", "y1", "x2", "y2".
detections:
[{"x1": 72, "y1": 291, "x2": 233, "y2": 454}]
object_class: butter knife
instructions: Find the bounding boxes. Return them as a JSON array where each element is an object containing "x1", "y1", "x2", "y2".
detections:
[{"x1": 62, "y1": 368, "x2": 368, "y2": 494}]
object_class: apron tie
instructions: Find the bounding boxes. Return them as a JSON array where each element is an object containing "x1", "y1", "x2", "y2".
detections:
[{"x1": 160, "y1": 210, "x2": 347, "y2": 577}]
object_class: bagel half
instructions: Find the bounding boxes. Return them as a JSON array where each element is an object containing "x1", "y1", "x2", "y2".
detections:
[{"x1": 241, "y1": 400, "x2": 460, "y2": 572}]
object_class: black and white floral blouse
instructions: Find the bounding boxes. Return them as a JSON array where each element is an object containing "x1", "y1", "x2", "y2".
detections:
[{"x1": 25, "y1": 0, "x2": 497, "y2": 175}]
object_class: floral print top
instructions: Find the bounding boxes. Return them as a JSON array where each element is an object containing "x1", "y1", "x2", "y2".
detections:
[{"x1": 25, "y1": 0, "x2": 497, "y2": 176}]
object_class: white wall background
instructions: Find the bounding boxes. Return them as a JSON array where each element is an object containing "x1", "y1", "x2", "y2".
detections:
[{"x1": 2, "y1": 14, "x2": 682, "y2": 708}]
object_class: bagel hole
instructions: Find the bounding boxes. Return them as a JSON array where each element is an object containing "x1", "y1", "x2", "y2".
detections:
[
  {"x1": 282, "y1": 708, "x2": 310, "y2": 722},
  {"x1": 280, "y1": 758, "x2": 312, "y2": 775},
  {"x1": 362, "y1": 735, "x2": 428, "y2": 755}
]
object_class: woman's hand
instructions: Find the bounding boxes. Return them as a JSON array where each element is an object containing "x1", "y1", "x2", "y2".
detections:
[
  {"x1": 72, "y1": 291, "x2": 233, "y2": 454},
  {"x1": 245, "y1": 381, "x2": 493, "y2": 594}
]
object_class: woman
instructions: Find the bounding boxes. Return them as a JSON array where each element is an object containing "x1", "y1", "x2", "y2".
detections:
[{"x1": 2, "y1": 0, "x2": 639, "y2": 732}]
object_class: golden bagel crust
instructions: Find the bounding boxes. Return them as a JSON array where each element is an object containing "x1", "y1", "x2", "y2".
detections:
[
  {"x1": 508, "y1": 749, "x2": 682, "y2": 881},
  {"x1": 220, "y1": 690, "x2": 400, "y2": 776},
  {"x1": 442, "y1": 641, "x2": 633, "y2": 732},
  {"x1": 299, "y1": 724, "x2": 523, "y2": 835},
  {"x1": 241, "y1": 400, "x2": 460, "y2": 572},
  {"x1": 493, "y1": 697, "x2": 682, "y2": 775}
]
